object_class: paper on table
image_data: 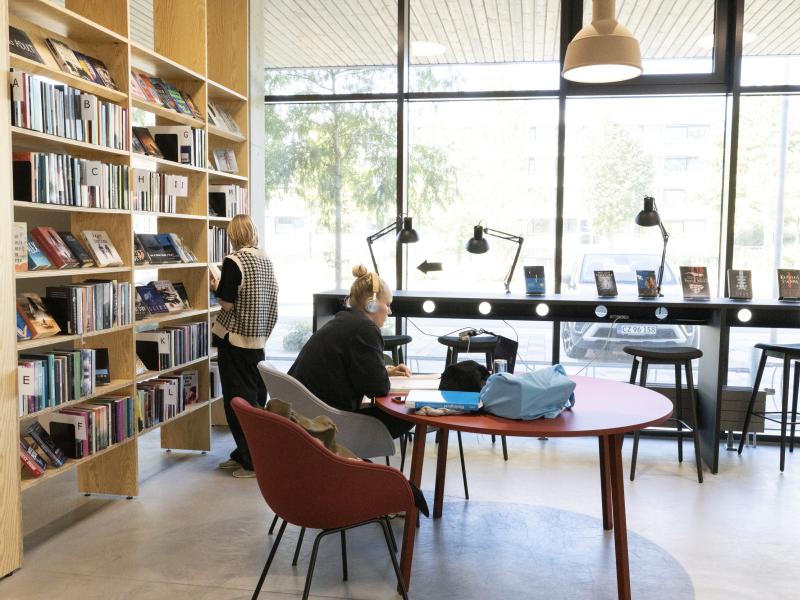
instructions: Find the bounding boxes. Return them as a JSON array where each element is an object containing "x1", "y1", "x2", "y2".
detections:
[{"x1": 389, "y1": 373, "x2": 441, "y2": 391}]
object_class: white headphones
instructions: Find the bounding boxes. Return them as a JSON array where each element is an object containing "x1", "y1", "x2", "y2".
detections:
[{"x1": 365, "y1": 272, "x2": 380, "y2": 313}]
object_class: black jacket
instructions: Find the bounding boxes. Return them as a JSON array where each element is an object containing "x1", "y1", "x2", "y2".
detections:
[{"x1": 288, "y1": 310, "x2": 390, "y2": 412}]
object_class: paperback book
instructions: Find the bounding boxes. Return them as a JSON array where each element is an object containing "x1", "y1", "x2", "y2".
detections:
[
  {"x1": 14, "y1": 222, "x2": 27, "y2": 272},
  {"x1": 9, "y1": 26, "x2": 43, "y2": 63},
  {"x1": 30, "y1": 226, "x2": 80, "y2": 269},
  {"x1": 212, "y1": 148, "x2": 238, "y2": 173},
  {"x1": 680, "y1": 266, "x2": 711, "y2": 300},
  {"x1": 636, "y1": 270, "x2": 658, "y2": 298},
  {"x1": 594, "y1": 270, "x2": 618, "y2": 297},
  {"x1": 726, "y1": 269, "x2": 753, "y2": 300},
  {"x1": 17, "y1": 293, "x2": 61, "y2": 339},
  {"x1": 136, "y1": 284, "x2": 169, "y2": 314},
  {"x1": 523, "y1": 266, "x2": 545, "y2": 296},
  {"x1": 81, "y1": 230, "x2": 124, "y2": 267},
  {"x1": 404, "y1": 390, "x2": 481, "y2": 413},
  {"x1": 150, "y1": 280, "x2": 185, "y2": 313},
  {"x1": 778, "y1": 269, "x2": 800, "y2": 301},
  {"x1": 27, "y1": 236, "x2": 52, "y2": 270}
]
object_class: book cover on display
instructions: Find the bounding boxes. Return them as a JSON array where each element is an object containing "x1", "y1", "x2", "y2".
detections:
[
  {"x1": 14, "y1": 222, "x2": 27, "y2": 272},
  {"x1": 17, "y1": 293, "x2": 61, "y2": 338},
  {"x1": 680, "y1": 266, "x2": 711, "y2": 300},
  {"x1": 636, "y1": 270, "x2": 658, "y2": 298},
  {"x1": 523, "y1": 266, "x2": 545, "y2": 295},
  {"x1": 9, "y1": 26, "x2": 44, "y2": 63},
  {"x1": 726, "y1": 269, "x2": 753, "y2": 300},
  {"x1": 150, "y1": 280, "x2": 184, "y2": 313},
  {"x1": 81, "y1": 230, "x2": 123, "y2": 267},
  {"x1": 136, "y1": 284, "x2": 169, "y2": 314},
  {"x1": 778, "y1": 269, "x2": 800, "y2": 301},
  {"x1": 594, "y1": 270, "x2": 618, "y2": 297}
]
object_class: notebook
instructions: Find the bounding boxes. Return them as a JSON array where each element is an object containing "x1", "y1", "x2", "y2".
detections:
[{"x1": 404, "y1": 390, "x2": 481, "y2": 412}]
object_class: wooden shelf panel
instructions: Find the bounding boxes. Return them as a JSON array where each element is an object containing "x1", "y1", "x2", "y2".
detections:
[
  {"x1": 18, "y1": 379, "x2": 132, "y2": 421},
  {"x1": 137, "y1": 399, "x2": 209, "y2": 437},
  {"x1": 17, "y1": 323, "x2": 133, "y2": 351},
  {"x1": 136, "y1": 355, "x2": 209, "y2": 383},
  {"x1": 208, "y1": 305, "x2": 221, "y2": 314},
  {"x1": 131, "y1": 98, "x2": 204, "y2": 128},
  {"x1": 20, "y1": 435, "x2": 136, "y2": 492},
  {"x1": 10, "y1": 55, "x2": 127, "y2": 103},
  {"x1": 136, "y1": 308, "x2": 209, "y2": 328},
  {"x1": 13, "y1": 200, "x2": 130, "y2": 215},
  {"x1": 207, "y1": 125, "x2": 245, "y2": 143},
  {"x1": 134, "y1": 210, "x2": 206, "y2": 220},
  {"x1": 9, "y1": 0, "x2": 127, "y2": 45},
  {"x1": 17, "y1": 265, "x2": 130, "y2": 279},
  {"x1": 130, "y1": 41, "x2": 204, "y2": 82},
  {"x1": 134, "y1": 262, "x2": 208, "y2": 271},
  {"x1": 131, "y1": 154, "x2": 207, "y2": 175},
  {"x1": 207, "y1": 169, "x2": 247, "y2": 183},
  {"x1": 12, "y1": 127, "x2": 129, "y2": 159},
  {"x1": 208, "y1": 215, "x2": 232, "y2": 223},
  {"x1": 207, "y1": 79, "x2": 247, "y2": 102}
]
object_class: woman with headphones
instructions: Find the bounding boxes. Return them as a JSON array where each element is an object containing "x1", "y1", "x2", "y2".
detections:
[{"x1": 288, "y1": 264, "x2": 413, "y2": 438}]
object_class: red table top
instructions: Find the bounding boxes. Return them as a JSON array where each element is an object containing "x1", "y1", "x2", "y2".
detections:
[{"x1": 378, "y1": 375, "x2": 673, "y2": 437}]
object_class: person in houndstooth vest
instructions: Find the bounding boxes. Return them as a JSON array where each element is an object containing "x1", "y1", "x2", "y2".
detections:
[{"x1": 211, "y1": 215, "x2": 278, "y2": 478}]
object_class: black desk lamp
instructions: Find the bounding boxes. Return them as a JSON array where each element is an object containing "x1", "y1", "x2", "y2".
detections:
[
  {"x1": 466, "y1": 224, "x2": 524, "y2": 294},
  {"x1": 366, "y1": 215, "x2": 419, "y2": 276},
  {"x1": 635, "y1": 196, "x2": 669, "y2": 297}
]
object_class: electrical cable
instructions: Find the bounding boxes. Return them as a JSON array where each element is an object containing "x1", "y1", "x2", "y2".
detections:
[{"x1": 573, "y1": 316, "x2": 625, "y2": 377}]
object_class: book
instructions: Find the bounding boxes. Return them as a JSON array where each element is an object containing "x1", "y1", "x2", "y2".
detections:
[
  {"x1": 44, "y1": 37, "x2": 87, "y2": 79},
  {"x1": 182, "y1": 371, "x2": 199, "y2": 406},
  {"x1": 81, "y1": 230, "x2": 124, "y2": 267},
  {"x1": 132, "y1": 127, "x2": 164, "y2": 158},
  {"x1": 134, "y1": 235, "x2": 149, "y2": 265},
  {"x1": 136, "y1": 284, "x2": 169, "y2": 314},
  {"x1": 30, "y1": 226, "x2": 80, "y2": 269},
  {"x1": 636, "y1": 270, "x2": 658, "y2": 298},
  {"x1": 17, "y1": 293, "x2": 61, "y2": 338},
  {"x1": 27, "y1": 235, "x2": 52, "y2": 270},
  {"x1": 26, "y1": 421, "x2": 66, "y2": 466},
  {"x1": 727, "y1": 269, "x2": 753, "y2": 300},
  {"x1": 9, "y1": 26, "x2": 44, "y2": 63},
  {"x1": 777, "y1": 269, "x2": 800, "y2": 301},
  {"x1": 680, "y1": 266, "x2": 711, "y2": 300},
  {"x1": 87, "y1": 56, "x2": 118, "y2": 90},
  {"x1": 95, "y1": 348, "x2": 111, "y2": 385},
  {"x1": 150, "y1": 280, "x2": 185, "y2": 312},
  {"x1": 135, "y1": 233, "x2": 172, "y2": 264},
  {"x1": 134, "y1": 289, "x2": 150, "y2": 320},
  {"x1": 154, "y1": 233, "x2": 183, "y2": 263},
  {"x1": 19, "y1": 440, "x2": 45, "y2": 477},
  {"x1": 594, "y1": 270, "x2": 618, "y2": 297},
  {"x1": 20, "y1": 437, "x2": 47, "y2": 470},
  {"x1": 172, "y1": 281, "x2": 192, "y2": 309},
  {"x1": 47, "y1": 420, "x2": 81, "y2": 459},
  {"x1": 17, "y1": 310, "x2": 31, "y2": 340},
  {"x1": 212, "y1": 148, "x2": 238, "y2": 173},
  {"x1": 209, "y1": 262, "x2": 222, "y2": 282},
  {"x1": 404, "y1": 390, "x2": 481, "y2": 412},
  {"x1": 73, "y1": 50, "x2": 103, "y2": 85},
  {"x1": 148, "y1": 126, "x2": 193, "y2": 163},
  {"x1": 523, "y1": 265, "x2": 545, "y2": 295},
  {"x1": 57, "y1": 231, "x2": 95, "y2": 267},
  {"x1": 14, "y1": 222, "x2": 27, "y2": 272}
]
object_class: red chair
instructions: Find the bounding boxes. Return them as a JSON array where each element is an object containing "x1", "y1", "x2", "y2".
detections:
[{"x1": 232, "y1": 397, "x2": 413, "y2": 600}]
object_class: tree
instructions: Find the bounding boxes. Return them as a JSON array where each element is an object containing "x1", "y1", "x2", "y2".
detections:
[
  {"x1": 265, "y1": 68, "x2": 458, "y2": 287},
  {"x1": 583, "y1": 120, "x2": 655, "y2": 238}
]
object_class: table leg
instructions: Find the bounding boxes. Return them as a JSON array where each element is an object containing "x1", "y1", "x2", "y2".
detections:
[
  {"x1": 607, "y1": 433, "x2": 631, "y2": 600},
  {"x1": 598, "y1": 435, "x2": 613, "y2": 530},
  {"x1": 400, "y1": 423, "x2": 427, "y2": 591},
  {"x1": 433, "y1": 428, "x2": 449, "y2": 518}
]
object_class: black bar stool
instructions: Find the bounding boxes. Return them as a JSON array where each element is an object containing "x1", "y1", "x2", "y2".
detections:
[
  {"x1": 624, "y1": 345, "x2": 704, "y2": 483},
  {"x1": 738, "y1": 343, "x2": 800, "y2": 472},
  {"x1": 436, "y1": 333, "x2": 509, "y2": 499},
  {"x1": 382, "y1": 334, "x2": 412, "y2": 366}
]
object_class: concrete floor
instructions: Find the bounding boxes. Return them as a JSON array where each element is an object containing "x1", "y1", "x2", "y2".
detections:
[{"x1": 2, "y1": 428, "x2": 798, "y2": 599}]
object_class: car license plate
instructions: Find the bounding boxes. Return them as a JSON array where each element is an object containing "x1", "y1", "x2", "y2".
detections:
[{"x1": 617, "y1": 324, "x2": 657, "y2": 336}]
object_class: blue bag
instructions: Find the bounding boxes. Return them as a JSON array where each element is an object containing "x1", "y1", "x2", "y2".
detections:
[{"x1": 479, "y1": 364, "x2": 576, "y2": 420}]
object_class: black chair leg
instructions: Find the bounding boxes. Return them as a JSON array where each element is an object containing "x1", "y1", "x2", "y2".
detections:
[
  {"x1": 491, "y1": 435, "x2": 496, "y2": 443},
  {"x1": 268, "y1": 514, "x2": 279, "y2": 534},
  {"x1": 379, "y1": 518, "x2": 409, "y2": 600},
  {"x1": 399, "y1": 433, "x2": 407, "y2": 471},
  {"x1": 383, "y1": 516, "x2": 398, "y2": 552},
  {"x1": 501, "y1": 435, "x2": 508, "y2": 461},
  {"x1": 292, "y1": 527, "x2": 306, "y2": 566},
  {"x1": 791, "y1": 362, "x2": 799, "y2": 453},
  {"x1": 630, "y1": 359, "x2": 648, "y2": 481},
  {"x1": 341, "y1": 531, "x2": 348, "y2": 581},
  {"x1": 253, "y1": 519, "x2": 286, "y2": 600},
  {"x1": 739, "y1": 350, "x2": 768, "y2": 454},
  {"x1": 302, "y1": 532, "x2": 326, "y2": 600},
  {"x1": 780, "y1": 357, "x2": 791, "y2": 472},
  {"x1": 675, "y1": 363, "x2": 684, "y2": 463},
  {"x1": 384, "y1": 456, "x2": 390, "y2": 466},
  {"x1": 685, "y1": 360, "x2": 703, "y2": 483},
  {"x1": 457, "y1": 431, "x2": 469, "y2": 499}
]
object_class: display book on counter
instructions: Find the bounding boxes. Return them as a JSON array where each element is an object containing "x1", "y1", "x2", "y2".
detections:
[{"x1": 403, "y1": 390, "x2": 481, "y2": 412}]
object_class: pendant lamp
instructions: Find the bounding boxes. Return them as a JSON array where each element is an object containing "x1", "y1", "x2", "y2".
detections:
[{"x1": 562, "y1": 0, "x2": 642, "y2": 83}]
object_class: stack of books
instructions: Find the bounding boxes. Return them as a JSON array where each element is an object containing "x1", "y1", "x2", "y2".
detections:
[
  {"x1": 17, "y1": 226, "x2": 124, "y2": 272},
  {"x1": 42, "y1": 37, "x2": 119, "y2": 90},
  {"x1": 207, "y1": 101, "x2": 242, "y2": 136},
  {"x1": 208, "y1": 226, "x2": 231, "y2": 263},
  {"x1": 130, "y1": 71, "x2": 202, "y2": 120},
  {"x1": 135, "y1": 280, "x2": 192, "y2": 320},
  {"x1": 209, "y1": 184, "x2": 249, "y2": 217},
  {"x1": 135, "y1": 370, "x2": 198, "y2": 428},
  {"x1": 134, "y1": 232, "x2": 198, "y2": 266},
  {"x1": 132, "y1": 126, "x2": 206, "y2": 168},
  {"x1": 132, "y1": 169, "x2": 188, "y2": 213},
  {"x1": 135, "y1": 322, "x2": 209, "y2": 372}
]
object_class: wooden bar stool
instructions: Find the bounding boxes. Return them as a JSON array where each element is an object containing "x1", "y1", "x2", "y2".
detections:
[
  {"x1": 624, "y1": 345, "x2": 704, "y2": 483},
  {"x1": 738, "y1": 343, "x2": 800, "y2": 472}
]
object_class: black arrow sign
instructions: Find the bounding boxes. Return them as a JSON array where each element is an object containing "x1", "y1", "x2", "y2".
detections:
[{"x1": 417, "y1": 260, "x2": 442, "y2": 274}]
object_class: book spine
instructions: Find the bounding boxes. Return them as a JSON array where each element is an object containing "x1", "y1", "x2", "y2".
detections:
[
  {"x1": 19, "y1": 442, "x2": 45, "y2": 477},
  {"x1": 28, "y1": 425, "x2": 66, "y2": 466}
]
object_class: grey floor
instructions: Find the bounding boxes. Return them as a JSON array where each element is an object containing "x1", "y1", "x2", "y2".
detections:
[{"x1": 2, "y1": 427, "x2": 798, "y2": 600}]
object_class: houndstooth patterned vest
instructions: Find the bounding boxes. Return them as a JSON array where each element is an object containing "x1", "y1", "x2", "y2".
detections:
[{"x1": 212, "y1": 247, "x2": 278, "y2": 349}]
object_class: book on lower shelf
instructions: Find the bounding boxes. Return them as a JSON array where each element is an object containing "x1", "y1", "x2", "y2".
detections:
[
  {"x1": 403, "y1": 390, "x2": 481, "y2": 412},
  {"x1": 25, "y1": 421, "x2": 66, "y2": 467},
  {"x1": 136, "y1": 322, "x2": 209, "y2": 371},
  {"x1": 30, "y1": 226, "x2": 81, "y2": 269},
  {"x1": 45, "y1": 280, "x2": 132, "y2": 334},
  {"x1": 40, "y1": 396, "x2": 135, "y2": 458},
  {"x1": 17, "y1": 292, "x2": 61, "y2": 339},
  {"x1": 19, "y1": 439, "x2": 45, "y2": 477},
  {"x1": 81, "y1": 230, "x2": 124, "y2": 267},
  {"x1": 18, "y1": 347, "x2": 103, "y2": 415},
  {"x1": 209, "y1": 184, "x2": 249, "y2": 217}
]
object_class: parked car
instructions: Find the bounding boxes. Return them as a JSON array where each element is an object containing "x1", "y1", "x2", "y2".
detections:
[{"x1": 560, "y1": 253, "x2": 698, "y2": 359}]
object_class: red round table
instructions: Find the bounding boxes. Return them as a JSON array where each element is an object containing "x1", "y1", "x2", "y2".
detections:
[{"x1": 378, "y1": 375, "x2": 673, "y2": 600}]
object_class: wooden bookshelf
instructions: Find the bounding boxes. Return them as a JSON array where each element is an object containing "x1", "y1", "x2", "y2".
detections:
[{"x1": 1, "y1": 0, "x2": 250, "y2": 577}]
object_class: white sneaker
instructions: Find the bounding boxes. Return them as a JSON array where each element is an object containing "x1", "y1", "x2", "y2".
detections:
[
  {"x1": 218, "y1": 459, "x2": 240, "y2": 470},
  {"x1": 232, "y1": 468, "x2": 256, "y2": 479}
]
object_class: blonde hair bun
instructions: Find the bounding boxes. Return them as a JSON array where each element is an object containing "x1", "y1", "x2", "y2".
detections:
[{"x1": 352, "y1": 264, "x2": 369, "y2": 278}]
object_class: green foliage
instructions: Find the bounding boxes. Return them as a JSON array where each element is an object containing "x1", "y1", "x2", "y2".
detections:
[
  {"x1": 282, "y1": 321, "x2": 313, "y2": 352},
  {"x1": 584, "y1": 120, "x2": 655, "y2": 237}
]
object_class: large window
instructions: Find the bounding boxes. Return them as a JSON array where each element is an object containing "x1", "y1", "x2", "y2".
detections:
[{"x1": 741, "y1": 0, "x2": 800, "y2": 86}]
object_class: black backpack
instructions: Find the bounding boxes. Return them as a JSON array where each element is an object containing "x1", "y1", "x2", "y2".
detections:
[{"x1": 439, "y1": 360, "x2": 490, "y2": 392}]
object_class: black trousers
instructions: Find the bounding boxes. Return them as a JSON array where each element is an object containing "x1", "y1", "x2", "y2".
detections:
[
  {"x1": 216, "y1": 339, "x2": 266, "y2": 470},
  {"x1": 358, "y1": 404, "x2": 415, "y2": 439}
]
